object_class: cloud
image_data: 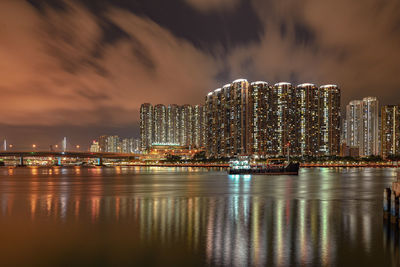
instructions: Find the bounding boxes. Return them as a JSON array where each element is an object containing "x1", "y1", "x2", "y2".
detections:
[
  {"x1": 0, "y1": 1, "x2": 221, "y2": 127},
  {"x1": 226, "y1": 0, "x2": 400, "y2": 105},
  {"x1": 1, "y1": 0, "x2": 400, "y2": 147},
  {"x1": 184, "y1": 0, "x2": 241, "y2": 12}
]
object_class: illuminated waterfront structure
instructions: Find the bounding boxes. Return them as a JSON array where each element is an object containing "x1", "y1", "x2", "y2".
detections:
[
  {"x1": 179, "y1": 105, "x2": 193, "y2": 147},
  {"x1": 205, "y1": 80, "x2": 341, "y2": 157},
  {"x1": 346, "y1": 100, "x2": 362, "y2": 149},
  {"x1": 140, "y1": 103, "x2": 153, "y2": 150},
  {"x1": 295, "y1": 83, "x2": 320, "y2": 156},
  {"x1": 361, "y1": 97, "x2": 379, "y2": 156},
  {"x1": 121, "y1": 138, "x2": 134, "y2": 153},
  {"x1": 106, "y1": 135, "x2": 120, "y2": 153},
  {"x1": 154, "y1": 104, "x2": 167, "y2": 143},
  {"x1": 166, "y1": 104, "x2": 179, "y2": 144},
  {"x1": 230, "y1": 79, "x2": 250, "y2": 156},
  {"x1": 318, "y1": 85, "x2": 341, "y2": 156},
  {"x1": 248, "y1": 81, "x2": 270, "y2": 156},
  {"x1": 205, "y1": 79, "x2": 250, "y2": 157},
  {"x1": 381, "y1": 105, "x2": 400, "y2": 158},
  {"x1": 140, "y1": 103, "x2": 205, "y2": 150},
  {"x1": 345, "y1": 97, "x2": 379, "y2": 156},
  {"x1": 271, "y1": 82, "x2": 296, "y2": 156},
  {"x1": 90, "y1": 140, "x2": 100, "y2": 152},
  {"x1": 193, "y1": 105, "x2": 205, "y2": 148},
  {"x1": 98, "y1": 135, "x2": 108, "y2": 152}
]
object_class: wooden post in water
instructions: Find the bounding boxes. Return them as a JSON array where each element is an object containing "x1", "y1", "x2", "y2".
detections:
[
  {"x1": 390, "y1": 193, "x2": 399, "y2": 223},
  {"x1": 384, "y1": 187, "x2": 391, "y2": 219}
]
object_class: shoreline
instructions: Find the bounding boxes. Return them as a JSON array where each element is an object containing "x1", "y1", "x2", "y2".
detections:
[{"x1": 1, "y1": 163, "x2": 399, "y2": 168}]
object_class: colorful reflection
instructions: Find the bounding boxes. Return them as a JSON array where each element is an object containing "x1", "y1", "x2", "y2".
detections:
[
  {"x1": 0, "y1": 194, "x2": 382, "y2": 266},
  {"x1": 0, "y1": 167, "x2": 395, "y2": 266}
]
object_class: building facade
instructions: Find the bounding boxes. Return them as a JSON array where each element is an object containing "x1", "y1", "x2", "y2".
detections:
[
  {"x1": 318, "y1": 85, "x2": 341, "y2": 156},
  {"x1": 296, "y1": 83, "x2": 320, "y2": 156},
  {"x1": 381, "y1": 105, "x2": 400, "y2": 158},
  {"x1": 140, "y1": 103, "x2": 153, "y2": 150},
  {"x1": 346, "y1": 100, "x2": 363, "y2": 149},
  {"x1": 154, "y1": 104, "x2": 167, "y2": 144},
  {"x1": 205, "y1": 80, "x2": 341, "y2": 158},
  {"x1": 361, "y1": 97, "x2": 379, "y2": 156},
  {"x1": 345, "y1": 97, "x2": 379, "y2": 157},
  {"x1": 140, "y1": 103, "x2": 205, "y2": 151}
]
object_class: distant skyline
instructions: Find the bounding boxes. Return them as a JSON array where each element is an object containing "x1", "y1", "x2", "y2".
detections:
[{"x1": 1, "y1": 0, "x2": 400, "y2": 148}]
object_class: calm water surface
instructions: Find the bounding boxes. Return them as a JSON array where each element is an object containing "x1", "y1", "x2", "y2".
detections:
[{"x1": 0, "y1": 167, "x2": 398, "y2": 266}]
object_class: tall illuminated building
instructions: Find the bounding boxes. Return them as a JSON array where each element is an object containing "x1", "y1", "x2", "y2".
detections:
[
  {"x1": 205, "y1": 88, "x2": 220, "y2": 157},
  {"x1": 248, "y1": 81, "x2": 270, "y2": 156},
  {"x1": 205, "y1": 79, "x2": 250, "y2": 157},
  {"x1": 98, "y1": 135, "x2": 106, "y2": 152},
  {"x1": 106, "y1": 135, "x2": 120, "y2": 152},
  {"x1": 346, "y1": 100, "x2": 362, "y2": 149},
  {"x1": 166, "y1": 104, "x2": 179, "y2": 144},
  {"x1": 361, "y1": 97, "x2": 379, "y2": 156},
  {"x1": 121, "y1": 138, "x2": 134, "y2": 153},
  {"x1": 295, "y1": 83, "x2": 320, "y2": 156},
  {"x1": 154, "y1": 104, "x2": 167, "y2": 143},
  {"x1": 140, "y1": 103, "x2": 153, "y2": 150},
  {"x1": 270, "y1": 82, "x2": 296, "y2": 156},
  {"x1": 220, "y1": 84, "x2": 230, "y2": 156},
  {"x1": 319, "y1": 85, "x2": 341, "y2": 156},
  {"x1": 345, "y1": 97, "x2": 379, "y2": 157},
  {"x1": 178, "y1": 105, "x2": 193, "y2": 147},
  {"x1": 381, "y1": 105, "x2": 400, "y2": 158},
  {"x1": 193, "y1": 105, "x2": 205, "y2": 148},
  {"x1": 205, "y1": 80, "x2": 341, "y2": 158},
  {"x1": 230, "y1": 79, "x2": 250, "y2": 156},
  {"x1": 90, "y1": 141, "x2": 100, "y2": 152}
]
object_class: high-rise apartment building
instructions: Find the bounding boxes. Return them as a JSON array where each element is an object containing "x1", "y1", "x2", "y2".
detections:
[
  {"x1": 140, "y1": 103, "x2": 153, "y2": 150},
  {"x1": 361, "y1": 97, "x2": 379, "y2": 156},
  {"x1": 179, "y1": 105, "x2": 193, "y2": 147},
  {"x1": 205, "y1": 80, "x2": 341, "y2": 158},
  {"x1": 154, "y1": 104, "x2": 167, "y2": 143},
  {"x1": 121, "y1": 138, "x2": 134, "y2": 153},
  {"x1": 140, "y1": 103, "x2": 205, "y2": 150},
  {"x1": 106, "y1": 135, "x2": 120, "y2": 153},
  {"x1": 205, "y1": 79, "x2": 250, "y2": 157},
  {"x1": 193, "y1": 105, "x2": 205, "y2": 148},
  {"x1": 248, "y1": 81, "x2": 269, "y2": 156},
  {"x1": 346, "y1": 100, "x2": 363, "y2": 148},
  {"x1": 345, "y1": 97, "x2": 379, "y2": 157},
  {"x1": 98, "y1": 135, "x2": 108, "y2": 152},
  {"x1": 230, "y1": 79, "x2": 250, "y2": 156},
  {"x1": 133, "y1": 138, "x2": 141, "y2": 152},
  {"x1": 318, "y1": 85, "x2": 341, "y2": 156},
  {"x1": 295, "y1": 83, "x2": 320, "y2": 156},
  {"x1": 90, "y1": 141, "x2": 100, "y2": 152},
  {"x1": 381, "y1": 105, "x2": 400, "y2": 158},
  {"x1": 271, "y1": 82, "x2": 296, "y2": 156},
  {"x1": 166, "y1": 104, "x2": 179, "y2": 144}
]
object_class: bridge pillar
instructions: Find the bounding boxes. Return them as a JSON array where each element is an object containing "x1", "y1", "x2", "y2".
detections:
[
  {"x1": 97, "y1": 157, "x2": 103, "y2": 166},
  {"x1": 19, "y1": 155, "x2": 25, "y2": 167}
]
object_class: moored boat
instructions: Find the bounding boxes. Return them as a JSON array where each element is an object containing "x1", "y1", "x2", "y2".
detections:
[{"x1": 227, "y1": 157, "x2": 299, "y2": 175}]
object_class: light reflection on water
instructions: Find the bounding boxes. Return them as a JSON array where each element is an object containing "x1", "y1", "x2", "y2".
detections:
[{"x1": 0, "y1": 167, "x2": 398, "y2": 266}]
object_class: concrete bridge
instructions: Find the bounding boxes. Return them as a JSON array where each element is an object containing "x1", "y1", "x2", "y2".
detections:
[{"x1": 0, "y1": 151, "x2": 140, "y2": 166}]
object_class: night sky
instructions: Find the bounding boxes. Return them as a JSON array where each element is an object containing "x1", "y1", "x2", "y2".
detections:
[{"x1": 1, "y1": 0, "x2": 400, "y2": 149}]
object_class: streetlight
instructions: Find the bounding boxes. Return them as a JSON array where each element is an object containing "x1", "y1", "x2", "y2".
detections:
[{"x1": 76, "y1": 145, "x2": 80, "y2": 151}]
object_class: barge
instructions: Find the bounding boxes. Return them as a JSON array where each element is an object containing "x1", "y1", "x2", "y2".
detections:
[{"x1": 227, "y1": 157, "x2": 300, "y2": 175}]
